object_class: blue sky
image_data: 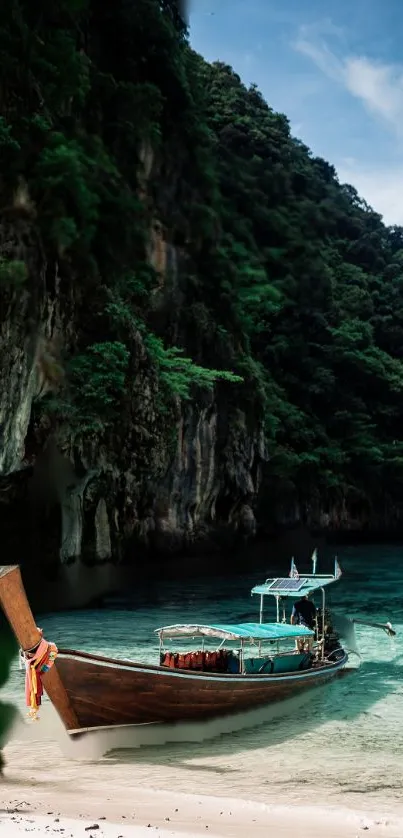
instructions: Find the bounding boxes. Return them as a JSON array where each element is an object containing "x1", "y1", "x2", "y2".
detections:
[{"x1": 189, "y1": 0, "x2": 403, "y2": 226}]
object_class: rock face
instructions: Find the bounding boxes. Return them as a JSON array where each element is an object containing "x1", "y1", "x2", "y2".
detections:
[
  {"x1": 0, "y1": 345, "x2": 266, "y2": 563},
  {"x1": 0, "y1": 209, "x2": 267, "y2": 564},
  {"x1": 0, "y1": 218, "x2": 46, "y2": 475},
  {"x1": 143, "y1": 402, "x2": 265, "y2": 553},
  {"x1": 257, "y1": 479, "x2": 403, "y2": 539}
]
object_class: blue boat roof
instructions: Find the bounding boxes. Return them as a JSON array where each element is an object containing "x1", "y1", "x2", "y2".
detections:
[
  {"x1": 155, "y1": 622, "x2": 314, "y2": 641},
  {"x1": 251, "y1": 575, "x2": 337, "y2": 599}
]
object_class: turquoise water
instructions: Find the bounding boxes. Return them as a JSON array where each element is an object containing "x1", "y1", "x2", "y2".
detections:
[{"x1": 3, "y1": 544, "x2": 403, "y2": 810}]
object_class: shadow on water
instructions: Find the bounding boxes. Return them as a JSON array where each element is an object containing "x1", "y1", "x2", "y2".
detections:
[
  {"x1": 95, "y1": 659, "x2": 400, "y2": 766},
  {"x1": 17, "y1": 537, "x2": 304, "y2": 613},
  {"x1": 17, "y1": 530, "x2": 342, "y2": 614}
]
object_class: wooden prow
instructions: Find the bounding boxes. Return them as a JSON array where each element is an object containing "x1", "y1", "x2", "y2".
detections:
[
  {"x1": 0, "y1": 566, "x2": 42, "y2": 650},
  {"x1": 0, "y1": 565, "x2": 79, "y2": 731}
]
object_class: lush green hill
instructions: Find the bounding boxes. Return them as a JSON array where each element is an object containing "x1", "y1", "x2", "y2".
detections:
[
  {"x1": 1, "y1": 0, "x2": 403, "y2": 550},
  {"x1": 197, "y1": 60, "x2": 403, "y2": 523}
]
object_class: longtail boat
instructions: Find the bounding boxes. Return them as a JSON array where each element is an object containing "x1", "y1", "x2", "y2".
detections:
[{"x1": 0, "y1": 559, "x2": 395, "y2": 737}]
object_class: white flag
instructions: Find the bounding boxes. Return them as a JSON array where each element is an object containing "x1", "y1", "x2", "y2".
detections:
[
  {"x1": 334, "y1": 557, "x2": 342, "y2": 579},
  {"x1": 311, "y1": 548, "x2": 318, "y2": 575},
  {"x1": 289, "y1": 557, "x2": 300, "y2": 579}
]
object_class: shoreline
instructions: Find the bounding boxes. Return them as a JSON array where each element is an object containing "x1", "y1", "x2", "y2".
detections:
[
  {"x1": 2, "y1": 716, "x2": 403, "y2": 838},
  {"x1": 2, "y1": 701, "x2": 402, "y2": 837}
]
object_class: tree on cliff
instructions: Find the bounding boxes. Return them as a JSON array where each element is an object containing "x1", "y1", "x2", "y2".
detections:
[{"x1": 1, "y1": 0, "x2": 403, "y2": 531}]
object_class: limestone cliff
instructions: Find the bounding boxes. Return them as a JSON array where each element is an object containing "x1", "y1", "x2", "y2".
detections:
[
  {"x1": 0, "y1": 206, "x2": 266, "y2": 564},
  {"x1": 0, "y1": 3, "x2": 266, "y2": 565}
]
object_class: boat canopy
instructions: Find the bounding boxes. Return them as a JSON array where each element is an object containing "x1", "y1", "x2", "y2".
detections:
[
  {"x1": 155, "y1": 622, "x2": 314, "y2": 642},
  {"x1": 251, "y1": 575, "x2": 337, "y2": 600}
]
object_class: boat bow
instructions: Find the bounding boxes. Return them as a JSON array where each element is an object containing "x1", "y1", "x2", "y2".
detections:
[{"x1": 0, "y1": 565, "x2": 79, "y2": 730}]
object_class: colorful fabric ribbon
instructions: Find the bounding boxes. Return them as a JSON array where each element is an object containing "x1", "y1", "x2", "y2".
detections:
[{"x1": 24, "y1": 630, "x2": 58, "y2": 720}]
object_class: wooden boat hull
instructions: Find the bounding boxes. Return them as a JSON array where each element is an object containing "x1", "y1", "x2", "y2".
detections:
[{"x1": 55, "y1": 648, "x2": 348, "y2": 732}]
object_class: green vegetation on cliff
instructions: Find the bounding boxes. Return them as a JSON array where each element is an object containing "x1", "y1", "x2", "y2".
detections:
[{"x1": 2, "y1": 0, "x2": 403, "y2": 518}]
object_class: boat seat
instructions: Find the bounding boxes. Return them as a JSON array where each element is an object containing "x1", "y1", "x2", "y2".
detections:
[
  {"x1": 226, "y1": 654, "x2": 240, "y2": 674},
  {"x1": 242, "y1": 652, "x2": 312, "y2": 675},
  {"x1": 244, "y1": 656, "x2": 272, "y2": 674},
  {"x1": 271, "y1": 653, "x2": 311, "y2": 674}
]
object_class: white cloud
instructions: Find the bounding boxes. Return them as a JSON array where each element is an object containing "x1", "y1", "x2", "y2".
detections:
[
  {"x1": 344, "y1": 58, "x2": 403, "y2": 135},
  {"x1": 293, "y1": 25, "x2": 403, "y2": 225},
  {"x1": 336, "y1": 161, "x2": 403, "y2": 226},
  {"x1": 294, "y1": 27, "x2": 403, "y2": 138},
  {"x1": 294, "y1": 26, "x2": 343, "y2": 82}
]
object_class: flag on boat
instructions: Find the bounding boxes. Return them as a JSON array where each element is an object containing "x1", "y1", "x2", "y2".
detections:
[
  {"x1": 334, "y1": 557, "x2": 342, "y2": 579},
  {"x1": 311, "y1": 548, "x2": 318, "y2": 574},
  {"x1": 289, "y1": 557, "x2": 299, "y2": 579}
]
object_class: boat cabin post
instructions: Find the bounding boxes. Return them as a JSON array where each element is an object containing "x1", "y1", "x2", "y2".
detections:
[
  {"x1": 259, "y1": 594, "x2": 264, "y2": 624},
  {"x1": 318, "y1": 585, "x2": 327, "y2": 660}
]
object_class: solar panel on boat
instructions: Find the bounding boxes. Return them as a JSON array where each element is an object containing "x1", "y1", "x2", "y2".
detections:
[{"x1": 267, "y1": 578, "x2": 305, "y2": 592}]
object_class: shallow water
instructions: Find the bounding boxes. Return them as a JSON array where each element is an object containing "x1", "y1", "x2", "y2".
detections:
[{"x1": 3, "y1": 544, "x2": 403, "y2": 811}]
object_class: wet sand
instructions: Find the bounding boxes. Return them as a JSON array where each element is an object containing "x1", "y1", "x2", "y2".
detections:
[{"x1": 1, "y1": 707, "x2": 403, "y2": 838}]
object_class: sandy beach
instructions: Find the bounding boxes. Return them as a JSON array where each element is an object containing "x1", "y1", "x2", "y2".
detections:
[
  {"x1": 2, "y1": 786, "x2": 403, "y2": 838},
  {"x1": 2, "y1": 800, "x2": 403, "y2": 838},
  {"x1": 2, "y1": 785, "x2": 403, "y2": 838},
  {"x1": 1, "y1": 707, "x2": 403, "y2": 838}
]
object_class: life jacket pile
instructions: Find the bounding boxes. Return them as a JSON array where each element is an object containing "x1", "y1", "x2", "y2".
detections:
[{"x1": 160, "y1": 649, "x2": 232, "y2": 672}]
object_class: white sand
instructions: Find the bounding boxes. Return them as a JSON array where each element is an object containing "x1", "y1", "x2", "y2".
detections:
[
  {"x1": 1, "y1": 793, "x2": 403, "y2": 838},
  {"x1": 1, "y1": 706, "x2": 403, "y2": 837},
  {"x1": 0, "y1": 813, "x2": 207, "y2": 838}
]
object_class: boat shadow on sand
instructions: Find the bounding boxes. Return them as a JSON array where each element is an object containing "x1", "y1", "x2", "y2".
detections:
[
  {"x1": 15, "y1": 655, "x2": 395, "y2": 766},
  {"x1": 100, "y1": 659, "x2": 401, "y2": 767}
]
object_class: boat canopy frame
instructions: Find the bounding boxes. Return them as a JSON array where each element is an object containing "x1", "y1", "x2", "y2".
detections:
[
  {"x1": 251, "y1": 575, "x2": 337, "y2": 626},
  {"x1": 251, "y1": 574, "x2": 337, "y2": 600},
  {"x1": 155, "y1": 622, "x2": 314, "y2": 643}
]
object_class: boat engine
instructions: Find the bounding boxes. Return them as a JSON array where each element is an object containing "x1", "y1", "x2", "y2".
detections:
[{"x1": 316, "y1": 607, "x2": 344, "y2": 659}]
